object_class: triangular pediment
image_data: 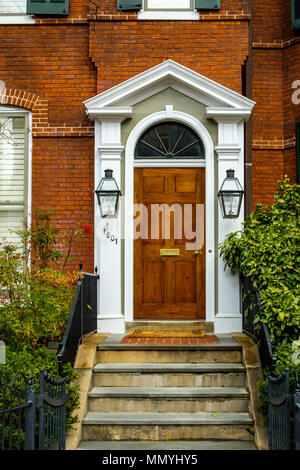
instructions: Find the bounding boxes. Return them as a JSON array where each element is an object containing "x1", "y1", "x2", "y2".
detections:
[{"x1": 84, "y1": 60, "x2": 255, "y2": 120}]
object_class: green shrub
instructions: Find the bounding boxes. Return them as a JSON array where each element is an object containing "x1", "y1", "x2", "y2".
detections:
[
  {"x1": 220, "y1": 177, "x2": 300, "y2": 347},
  {"x1": 0, "y1": 211, "x2": 88, "y2": 447},
  {"x1": 0, "y1": 267, "x2": 76, "y2": 352},
  {"x1": 0, "y1": 346, "x2": 79, "y2": 431},
  {"x1": 220, "y1": 178, "x2": 300, "y2": 425}
]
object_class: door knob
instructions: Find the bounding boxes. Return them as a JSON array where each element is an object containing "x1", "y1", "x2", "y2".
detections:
[{"x1": 194, "y1": 250, "x2": 202, "y2": 256}]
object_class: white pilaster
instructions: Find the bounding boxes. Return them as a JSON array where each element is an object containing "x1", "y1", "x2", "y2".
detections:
[
  {"x1": 95, "y1": 119, "x2": 126, "y2": 333},
  {"x1": 208, "y1": 114, "x2": 246, "y2": 333}
]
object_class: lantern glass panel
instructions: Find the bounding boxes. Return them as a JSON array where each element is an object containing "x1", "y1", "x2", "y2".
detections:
[
  {"x1": 221, "y1": 192, "x2": 241, "y2": 218},
  {"x1": 95, "y1": 169, "x2": 122, "y2": 218},
  {"x1": 218, "y1": 169, "x2": 244, "y2": 219},
  {"x1": 98, "y1": 194, "x2": 118, "y2": 218},
  {"x1": 99, "y1": 178, "x2": 119, "y2": 192}
]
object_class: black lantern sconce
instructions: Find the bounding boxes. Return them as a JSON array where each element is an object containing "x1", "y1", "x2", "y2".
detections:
[
  {"x1": 217, "y1": 169, "x2": 244, "y2": 219},
  {"x1": 95, "y1": 169, "x2": 122, "y2": 218}
]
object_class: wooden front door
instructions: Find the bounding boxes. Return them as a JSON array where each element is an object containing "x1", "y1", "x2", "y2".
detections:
[{"x1": 134, "y1": 168, "x2": 205, "y2": 319}]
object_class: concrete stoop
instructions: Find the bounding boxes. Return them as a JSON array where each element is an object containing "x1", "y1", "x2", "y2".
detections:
[{"x1": 76, "y1": 334, "x2": 259, "y2": 451}]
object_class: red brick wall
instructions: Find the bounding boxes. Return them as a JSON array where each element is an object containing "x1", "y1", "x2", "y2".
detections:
[
  {"x1": 88, "y1": 0, "x2": 250, "y2": 18},
  {"x1": 2, "y1": 0, "x2": 299, "y2": 268},
  {"x1": 282, "y1": 1, "x2": 300, "y2": 183},
  {"x1": 251, "y1": 0, "x2": 299, "y2": 206},
  {"x1": 90, "y1": 19, "x2": 249, "y2": 95},
  {"x1": 0, "y1": 21, "x2": 97, "y2": 271},
  {"x1": 0, "y1": 24, "x2": 96, "y2": 126},
  {"x1": 32, "y1": 137, "x2": 95, "y2": 273}
]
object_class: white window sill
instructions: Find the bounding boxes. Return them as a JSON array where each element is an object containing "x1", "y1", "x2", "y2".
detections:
[
  {"x1": 0, "y1": 15, "x2": 35, "y2": 24},
  {"x1": 137, "y1": 10, "x2": 199, "y2": 20}
]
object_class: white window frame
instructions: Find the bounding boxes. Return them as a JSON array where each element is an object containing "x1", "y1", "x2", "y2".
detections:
[
  {"x1": 0, "y1": 15, "x2": 35, "y2": 24},
  {"x1": 0, "y1": 106, "x2": 32, "y2": 242},
  {"x1": 0, "y1": 0, "x2": 35, "y2": 24},
  {"x1": 145, "y1": 0, "x2": 193, "y2": 11},
  {"x1": 138, "y1": 0, "x2": 199, "y2": 20}
]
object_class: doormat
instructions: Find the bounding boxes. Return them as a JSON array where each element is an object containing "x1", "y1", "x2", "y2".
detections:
[
  {"x1": 128, "y1": 329, "x2": 205, "y2": 338},
  {"x1": 121, "y1": 335, "x2": 220, "y2": 345}
]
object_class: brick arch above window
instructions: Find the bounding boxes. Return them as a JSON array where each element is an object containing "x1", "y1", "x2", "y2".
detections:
[{"x1": 0, "y1": 88, "x2": 94, "y2": 137}]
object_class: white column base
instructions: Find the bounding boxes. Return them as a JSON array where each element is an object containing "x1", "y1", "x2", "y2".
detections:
[
  {"x1": 97, "y1": 315, "x2": 125, "y2": 334},
  {"x1": 214, "y1": 313, "x2": 242, "y2": 334}
]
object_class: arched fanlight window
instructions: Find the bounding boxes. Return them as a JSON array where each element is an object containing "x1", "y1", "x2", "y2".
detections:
[{"x1": 135, "y1": 121, "x2": 204, "y2": 159}]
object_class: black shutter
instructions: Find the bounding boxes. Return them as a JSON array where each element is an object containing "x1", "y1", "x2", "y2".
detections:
[
  {"x1": 117, "y1": 0, "x2": 142, "y2": 10},
  {"x1": 292, "y1": 0, "x2": 300, "y2": 29},
  {"x1": 27, "y1": 0, "x2": 69, "y2": 15},
  {"x1": 195, "y1": 0, "x2": 221, "y2": 9}
]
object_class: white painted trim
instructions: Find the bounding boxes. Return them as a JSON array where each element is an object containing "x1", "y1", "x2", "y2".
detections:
[
  {"x1": 214, "y1": 313, "x2": 243, "y2": 334},
  {"x1": 87, "y1": 108, "x2": 133, "y2": 121},
  {"x1": 84, "y1": 60, "x2": 256, "y2": 112},
  {"x1": 134, "y1": 159, "x2": 205, "y2": 168},
  {"x1": 124, "y1": 109, "x2": 215, "y2": 324},
  {"x1": 137, "y1": 10, "x2": 199, "y2": 20},
  {"x1": 206, "y1": 107, "x2": 252, "y2": 121},
  {"x1": 97, "y1": 315, "x2": 125, "y2": 334},
  {"x1": 27, "y1": 111, "x2": 32, "y2": 232},
  {"x1": 0, "y1": 15, "x2": 35, "y2": 24},
  {"x1": 94, "y1": 119, "x2": 125, "y2": 334},
  {"x1": 0, "y1": 106, "x2": 32, "y2": 239}
]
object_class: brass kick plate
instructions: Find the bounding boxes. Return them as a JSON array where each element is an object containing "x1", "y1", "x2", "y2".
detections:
[{"x1": 160, "y1": 249, "x2": 180, "y2": 256}]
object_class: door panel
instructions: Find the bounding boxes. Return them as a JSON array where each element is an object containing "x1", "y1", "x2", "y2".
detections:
[{"x1": 134, "y1": 168, "x2": 205, "y2": 319}]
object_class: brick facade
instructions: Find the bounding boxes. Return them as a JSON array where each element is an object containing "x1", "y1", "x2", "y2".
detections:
[
  {"x1": 0, "y1": 0, "x2": 298, "y2": 269},
  {"x1": 252, "y1": 0, "x2": 300, "y2": 205}
]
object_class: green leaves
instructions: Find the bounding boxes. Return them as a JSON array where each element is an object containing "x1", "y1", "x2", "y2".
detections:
[{"x1": 219, "y1": 177, "x2": 300, "y2": 350}]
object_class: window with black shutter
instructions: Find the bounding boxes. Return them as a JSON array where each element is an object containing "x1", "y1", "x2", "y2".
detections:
[
  {"x1": 292, "y1": 0, "x2": 300, "y2": 30},
  {"x1": 195, "y1": 0, "x2": 220, "y2": 9},
  {"x1": 117, "y1": 0, "x2": 142, "y2": 10},
  {"x1": 117, "y1": 0, "x2": 220, "y2": 11},
  {"x1": 26, "y1": 0, "x2": 69, "y2": 16}
]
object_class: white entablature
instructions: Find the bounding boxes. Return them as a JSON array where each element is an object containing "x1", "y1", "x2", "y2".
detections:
[{"x1": 84, "y1": 59, "x2": 255, "y2": 120}]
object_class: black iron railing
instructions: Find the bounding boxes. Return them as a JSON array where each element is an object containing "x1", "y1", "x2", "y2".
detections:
[
  {"x1": 268, "y1": 369, "x2": 291, "y2": 450},
  {"x1": 38, "y1": 370, "x2": 67, "y2": 450},
  {"x1": 294, "y1": 375, "x2": 300, "y2": 451},
  {"x1": 240, "y1": 274, "x2": 277, "y2": 372},
  {"x1": 0, "y1": 369, "x2": 67, "y2": 450},
  {"x1": 0, "y1": 371, "x2": 35, "y2": 450},
  {"x1": 241, "y1": 275, "x2": 300, "y2": 450},
  {"x1": 57, "y1": 267, "x2": 99, "y2": 376}
]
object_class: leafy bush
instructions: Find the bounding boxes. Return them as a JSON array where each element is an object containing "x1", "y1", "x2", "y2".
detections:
[
  {"x1": 0, "y1": 346, "x2": 79, "y2": 448},
  {"x1": 0, "y1": 211, "x2": 92, "y2": 445},
  {"x1": 220, "y1": 177, "x2": 300, "y2": 347},
  {"x1": 220, "y1": 178, "x2": 300, "y2": 425},
  {"x1": 0, "y1": 245, "x2": 78, "y2": 351}
]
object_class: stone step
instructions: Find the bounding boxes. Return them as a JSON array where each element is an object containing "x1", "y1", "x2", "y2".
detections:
[
  {"x1": 96, "y1": 345, "x2": 242, "y2": 364},
  {"x1": 88, "y1": 387, "x2": 249, "y2": 413},
  {"x1": 93, "y1": 362, "x2": 246, "y2": 387},
  {"x1": 125, "y1": 320, "x2": 214, "y2": 333},
  {"x1": 82, "y1": 412, "x2": 253, "y2": 441},
  {"x1": 78, "y1": 440, "x2": 257, "y2": 450}
]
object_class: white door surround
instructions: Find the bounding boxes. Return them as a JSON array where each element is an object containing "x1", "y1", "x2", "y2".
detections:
[
  {"x1": 124, "y1": 109, "x2": 214, "y2": 327},
  {"x1": 84, "y1": 60, "x2": 255, "y2": 334}
]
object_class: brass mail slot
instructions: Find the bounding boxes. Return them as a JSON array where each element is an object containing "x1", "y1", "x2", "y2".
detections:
[{"x1": 160, "y1": 249, "x2": 180, "y2": 256}]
